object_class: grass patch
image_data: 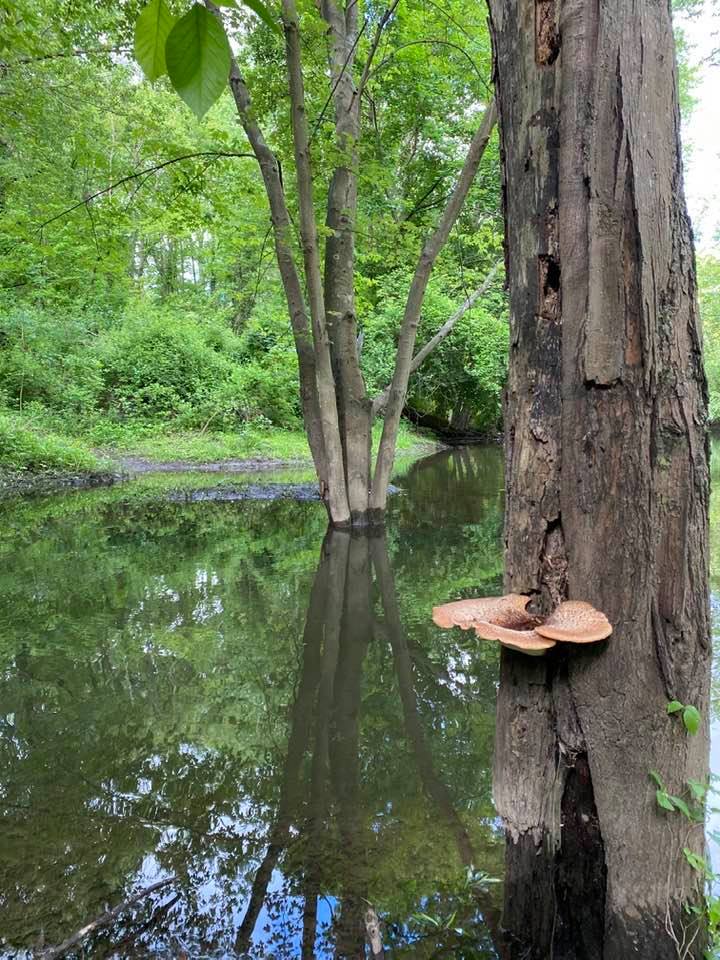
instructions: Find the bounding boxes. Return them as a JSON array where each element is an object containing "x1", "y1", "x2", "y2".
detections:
[
  {"x1": 0, "y1": 411, "x2": 105, "y2": 473},
  {"x1": 0, "y1": 405, "x2": 441, "y2": 479},
  {"x1": 100, "y1": 420, "x2": 439, "y2": 464}
]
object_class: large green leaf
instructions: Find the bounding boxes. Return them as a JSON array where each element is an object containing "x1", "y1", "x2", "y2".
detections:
[
  {"x1": 134, "y1": 0, "x2": 175, "y2": 82},
  {"x1": 165, "y1": 4, "x2": 232, "y2": 120}
]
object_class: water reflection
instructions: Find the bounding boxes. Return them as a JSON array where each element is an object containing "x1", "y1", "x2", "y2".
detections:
[{"x1": 0, "y1": 449, "x2": 505, "y2": 958}]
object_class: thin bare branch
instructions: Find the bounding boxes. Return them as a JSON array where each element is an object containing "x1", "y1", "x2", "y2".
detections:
[
  {"x1": 36, "y1": 152, "x2": 256, "y2": 230},
  {"x1": 38, "y1": 877, "x2": 177, "y2": 960},
  {"x1": 370, "y1": 38, "x2": 487, "y2": 88},
  {"x1": 371, "y1": 261, "x2": 501, "y2": 415},
  {"x1": 371, "y1": 98, "x2": 497, "y2": 511},
  {"x1": 2, "y1": 46, "x2": 129, "y2": 68},
  {"x1": 357, "y1": 0, "x2": 401, "y2": 97},
  {"x1": 309, "y1": 19, "x2": 367, "y2": 145}
]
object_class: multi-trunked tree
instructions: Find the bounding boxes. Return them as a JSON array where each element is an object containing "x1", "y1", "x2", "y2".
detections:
[{"x1": 132, "y1": 0, "x2": 499, "y2": 526}]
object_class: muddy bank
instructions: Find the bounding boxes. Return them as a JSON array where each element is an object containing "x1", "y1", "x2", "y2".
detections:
[
  {"x1": 166, "y1": 482, "x2": 401, "y2": 504},
  {"x1": 0, "y1": 467, "x2": 120, "y2": 499},
  {"x1": 110, "y1": 455, "x2": 309, "y2": 474}
]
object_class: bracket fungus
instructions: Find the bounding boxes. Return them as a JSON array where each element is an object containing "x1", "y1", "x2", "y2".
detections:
[{"x1": 432, "y1": 594, "x2": 611, "y2": 656}]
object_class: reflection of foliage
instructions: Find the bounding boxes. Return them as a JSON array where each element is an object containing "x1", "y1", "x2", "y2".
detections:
[{"x1": 0, "y1": 448, "x2": 504, "y2": 957}]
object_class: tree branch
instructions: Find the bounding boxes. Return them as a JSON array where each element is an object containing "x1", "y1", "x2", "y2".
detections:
[
  {"x1": 370, "y1": 98, "x2": 497, "y2": 511},
  {"x1": 38, "y1": 877, "x2": 176, "y2": 960},
  {"x1": 2, "y1": 46, "x2": 129, "y2": 68},
  {"x1": 371, "y1": 260, "x2": 501, "y2": 415},
  {"x1": 357, "y1": 0, "x2": 401, "y2": 97},
  {"x1": 36, "y1": 152, "x2": 256, "y2": 230},
  {"x1": 370, "y1": 38, "x2": 487, "y2": 88}
]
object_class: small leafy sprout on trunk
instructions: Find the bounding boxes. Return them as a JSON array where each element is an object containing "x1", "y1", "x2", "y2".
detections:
[
  {"x1": 667, "y1": 699, "x2": 702, "y2": 736},
  {"x1": 432, "y1": 594, "x2": 612, "y2": 657},
  {"x1": 649, "y1": 770, "x2": 705, "y2": 822}
]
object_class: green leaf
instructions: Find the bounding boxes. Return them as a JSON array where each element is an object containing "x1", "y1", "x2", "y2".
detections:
[
  {"x1": 669, "y1": 795, "x2": 692, "y2": 820},
  {"x1": 241, "y1": 0, "x2": 282, "y2": 35},
  {"x1": 656, "y1": 789, "x2": 675, "y2": 811},
  {"x1": 683, "y1": 704, "x2": 701, "y2": 736},
  {"x1": 165, "y1": 4, "x2": 232, "y2": 120},
  {"x1": 667, "y1": 699, "x2": 685, "y2": 714},
  {"x1": 683, "y1": 846, "x2": 711, "y2": 877},
  {"x1": 649, "y1": 769, "x2": 665, "y2": 788},
  {"x1": 688, "y1": 778, "x2": 707, "y2": 802},
  {"x1": 134, "y1": 0, "x2": 175, "y2": 82}
]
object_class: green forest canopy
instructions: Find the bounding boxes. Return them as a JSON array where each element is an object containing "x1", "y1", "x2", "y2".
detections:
[{"x1": 0, "y1": 0, "x2": 718, "y2": 475}]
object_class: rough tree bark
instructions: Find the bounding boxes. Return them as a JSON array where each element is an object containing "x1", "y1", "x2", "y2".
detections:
[{"x1": 488, "y1": 1, "x2": 710, "y2": 957}]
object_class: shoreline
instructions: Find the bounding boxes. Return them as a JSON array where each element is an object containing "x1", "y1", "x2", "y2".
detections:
[{"x1": 0, "y1": 440, "x2": 450, "y2": 500}]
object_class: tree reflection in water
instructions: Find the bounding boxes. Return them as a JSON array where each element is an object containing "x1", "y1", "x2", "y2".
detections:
[
  {"x1": 0, "y1": 451, "x2": 505, "y2": 959},
  {"x1": 234, "y1": 527, "x2": 502, "y2": 959}
]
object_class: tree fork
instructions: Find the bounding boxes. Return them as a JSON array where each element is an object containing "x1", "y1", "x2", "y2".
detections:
[{"x1": 488, "y1": 0, "x2": 710, "y2": 956}]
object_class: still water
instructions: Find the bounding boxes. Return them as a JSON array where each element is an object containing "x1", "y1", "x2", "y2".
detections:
[{"x1": 0, "y1": 445, "x2": 716, "y2": 958}]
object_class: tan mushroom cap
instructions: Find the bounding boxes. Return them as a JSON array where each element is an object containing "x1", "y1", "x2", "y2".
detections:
[
  {"x1": 535, "y1": 601, "x2": 612, "y2": 644},
  {"x1": 433, "y1": 593, "x2": 556, "y2": 656},
  {"x1": 432, "y1": 593, "x2": 533, "y2": 631}
]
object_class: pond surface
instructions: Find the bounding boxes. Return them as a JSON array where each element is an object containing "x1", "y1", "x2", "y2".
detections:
[
  {"x1": 3, "y1": 444, "x2": 720, "y2": 958},
  {"x1": 0, "y1": 447, "x2": 508, "y2": 959}
]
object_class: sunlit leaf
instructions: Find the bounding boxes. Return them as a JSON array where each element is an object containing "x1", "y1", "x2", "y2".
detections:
[
  {"x1": 688, "y1": 778, "x2": 707, "y2": 802},
  {"x1": 656, "y1": 789, "x2": 675, "y2": 811},
  {"x1": 667, "y1": 699, "x2": 684, "y2": 714},
  {"x1": 669, "y1": 795, "x2": 692, "y2": 820},
  {"x1": 683, "y1": 846, "x2": 711, "y2": 877},
  {"x1": 134, "y1": 0, "x2": 175, "y2": 82},
  {"x1": 166, "y1": 4, "x2": 231, "y2": 119},
  {"x1": 683, "y1": 704, "x2": 701, "y2": 736}
]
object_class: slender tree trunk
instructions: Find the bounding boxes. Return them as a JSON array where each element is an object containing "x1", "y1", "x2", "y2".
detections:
[
  {"x1": 205, "y1": 1, "x2": 331, "y2": 510},
  {"x1": 488, "y1": 1, "x2": 710, "y2": 957},
  {"x1": 282, "y1": 0, "x2": 351, "y2": 526},
  {"x1": 321, "y1": 0, "x2": 374, "y2": 524}
]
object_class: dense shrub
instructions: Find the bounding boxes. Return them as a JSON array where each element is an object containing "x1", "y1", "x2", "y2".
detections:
[
  {"x1": 98, "y1": 312, "x2": 239, "y2": 420},
  {"x1": 0, "y1": 304, "x2": 104, "y2": 415},
  {"x1": 361, "y1": 270, "x2": 508, "y2": 431}
]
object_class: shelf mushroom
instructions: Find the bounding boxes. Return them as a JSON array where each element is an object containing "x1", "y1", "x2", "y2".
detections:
[{"x1": 432, "y1": 594, "x2": 611, "y2": 656}]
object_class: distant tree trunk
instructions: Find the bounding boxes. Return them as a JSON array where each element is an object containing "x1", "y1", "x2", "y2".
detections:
[{"x1": 488, "y1": 1, "x2": 710, "y2": 957}]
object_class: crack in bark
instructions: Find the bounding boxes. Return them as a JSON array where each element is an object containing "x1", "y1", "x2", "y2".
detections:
[{"x1": 540, "y1": 518, "x2": 568, "y2": 611}]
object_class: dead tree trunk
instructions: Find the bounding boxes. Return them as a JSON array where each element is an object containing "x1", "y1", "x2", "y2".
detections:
[{"x1": 488, "y1": 0, "x2": 710, "y2": 957}]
